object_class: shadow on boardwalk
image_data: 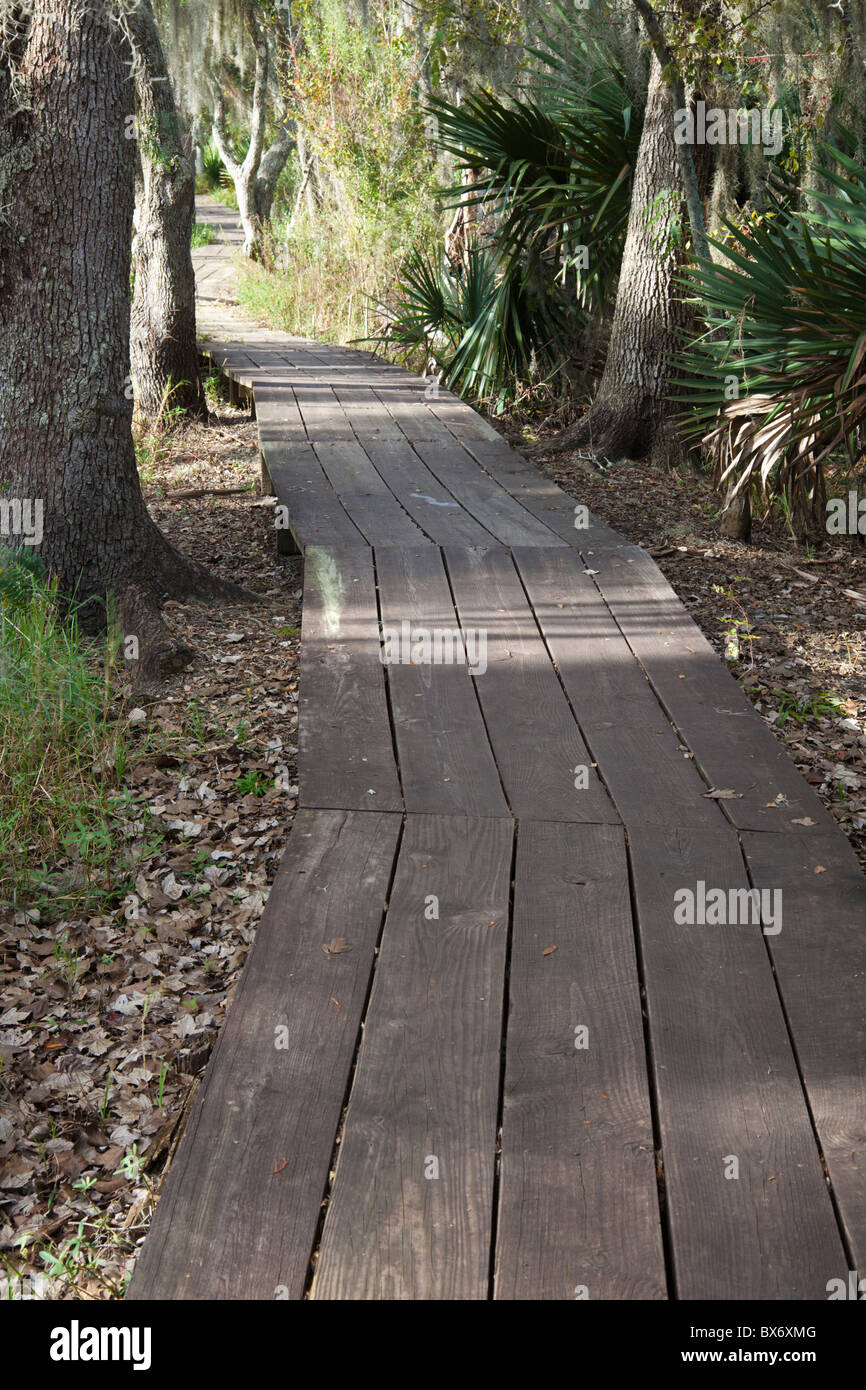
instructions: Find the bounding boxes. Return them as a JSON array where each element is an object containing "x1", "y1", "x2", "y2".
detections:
[{"x1": 127, "y1": 199, "x2": 866, "y2": 1302}]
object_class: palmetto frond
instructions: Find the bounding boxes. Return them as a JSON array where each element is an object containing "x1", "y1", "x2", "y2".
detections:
[{"x1": 678, "y1": 138, "x2": 866, "y2": 529}]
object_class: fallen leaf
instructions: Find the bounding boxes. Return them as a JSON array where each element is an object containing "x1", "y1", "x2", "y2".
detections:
[
  {"x1": 542, "y1": 945, "x2": 558, "y2": 956},
  {"x1": 703, "y1": 787, "x2": 742, "y2": 800},
  {"x1": 322, "y1": 938, "x2": 352, "y2": 955}
]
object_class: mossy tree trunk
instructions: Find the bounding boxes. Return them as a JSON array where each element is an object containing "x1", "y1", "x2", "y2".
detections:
[
  {"x1": 127, "y1": 0, "x2": 205, "y2": 420},
  {"x1": 0, "y1": 0, "x2": 245, "y2": 682}
]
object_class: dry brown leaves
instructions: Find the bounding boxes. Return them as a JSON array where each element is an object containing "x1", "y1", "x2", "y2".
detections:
[{"x1": 0, "y1": 407, "x2": 301, "y2": 1299}]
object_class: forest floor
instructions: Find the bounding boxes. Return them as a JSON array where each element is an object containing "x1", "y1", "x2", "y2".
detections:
[
  {"x1": 0, "y1": 405, "x2": 301, "y2": 1300},
  {"x1": 503, "y1": 420, "x2": 866, "y2": 875}
]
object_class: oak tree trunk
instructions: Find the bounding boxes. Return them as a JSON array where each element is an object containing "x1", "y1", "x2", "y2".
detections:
[
  {"x1": 127, "y1": 0, "x2": 204, "y2": 419},
  {"x1": 541, "y1": 54, "x2": 690, "y2": 465},
  {"x1": 0, "y1": 0, "x2": 244, "y2": 682}
]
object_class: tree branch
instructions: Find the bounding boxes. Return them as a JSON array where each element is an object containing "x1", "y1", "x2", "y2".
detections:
[
  {"x1": 209, "y1": 81, "x2": 241, "y2": 183},
  {"x1": 241, "y1": 0, "x2": 269, "y2": 180}
]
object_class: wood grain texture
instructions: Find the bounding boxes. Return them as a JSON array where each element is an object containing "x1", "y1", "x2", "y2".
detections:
[
  {"x1": 375, "y1": 546, "x2": 510, "y2": 817},
  {"x1": 312, "y1": 440, "x2": 433, "y2": 546},
  {"x1": 467, "y1": 439, "x2": 631, "y2": 549},
  {"x1": 587, "y1": 547, "x2": 836, "y2": 832},
  {"x1": 130, "y1": 199, "x2": 866, "y2": 1304},
  {"x1": 263, "y1": 441, "x2": 368, "y2": 553},
  {"x1": 127, "y1": 809, "x2": 402, "y2": 1300},
  {"x1": 742, "y1": 829, "x2": 866, "y2": 1273},
  {"x1": 514, "y1": 546, "x2": 723, "y2": 829},
  {"x1": 311, "y1": 814, "x2": 513, "y2": 1300},
  {"x1": 253, "y1": 385, "x2": 308, "y2": 444},
  {"x1": 415, "y1": 440, "x2": 568, "y2": 548},
  {"x1": 362, "y1": 438, "x2": 501, "y2": 546},
  {"x1": 428, "y1": 392, "x2": 503, "y2": 442},
  {"x1": 374, "y1": 387, "x2": 458, "y2": 445},
  {"x1": 292, "y1": 384, "x2": 356, "y2": 441},
  {"x1": 445, "y1": 547, "x2": 619, "y2": 823},
  {"x1": 629, "y1": 825, "x2": 845, "y2": 1299},
  {"x1": 495, "y1": 821, "x2": 666, "y2": 1300},
  {"x1": 299, "y1": 547, "x2": 403, "y2": 811},
  {"x1": 333, "y1": 385, "x2": 404, "y2": 440}
]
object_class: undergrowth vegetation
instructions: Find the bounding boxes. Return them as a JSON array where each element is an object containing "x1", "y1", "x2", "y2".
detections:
[
  {"x1": 191, "y1": 0, "x2": 866, "y2": 533},
  {"x1": 0, "y1": 551, "x2": 139, "y2": 922},
  {"x1": 235, "y1": 0, "x2": 439, "y2": 344}
]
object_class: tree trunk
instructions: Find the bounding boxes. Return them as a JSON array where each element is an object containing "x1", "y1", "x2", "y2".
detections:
[
  {"x1": 127, "y1": 0, "x2": 204, "y2": 419},
  {"x1": 538, "y1": 53, "x2": 690, "y2": 465},
  {"x1": 192, "y1": 113, "x2": 205, "y2": 177},
  {"x1": 719, "y1": 484, "x2": 752, "y2": 541},
  {"x1": 0, "y1": 0, "x2": 245, "y2": 682},
  {"x1": 210, "y1": 0, "x2": 293, "y2": 260},
  {"x1": 631, "y1": 0, "x2": 711, "y2": 264}
]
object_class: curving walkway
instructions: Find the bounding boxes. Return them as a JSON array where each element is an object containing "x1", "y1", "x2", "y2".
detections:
[{"x1": 127, "y1": 199, "x2": 866, "y2": 1301}]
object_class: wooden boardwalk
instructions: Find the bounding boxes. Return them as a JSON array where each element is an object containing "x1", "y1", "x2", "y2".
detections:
[{"x1": 128, "y1": 199, "x2": 866, "y2": 1301}]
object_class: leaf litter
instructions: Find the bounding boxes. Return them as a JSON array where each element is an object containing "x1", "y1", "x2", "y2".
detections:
[{"x1": 0, "y1": 407, "x2": 300, "y2": 1299}]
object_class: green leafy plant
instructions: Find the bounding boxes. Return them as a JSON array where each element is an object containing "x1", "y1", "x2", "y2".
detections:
[
  {"x1": 770, "y1": 688, "x2": 842, "y2": 726},
  {"x1": 378, "y1": 31, "x2": 642, "y2": 402},
  {"x1": 680, "y1": 135, "x2": 866, "y2": 537},
  {"x1": 235, "y1": 770, "x2": 273, "y2": 796},
  {"x1": 190, "y1": 221, "x2": 218, "y2": 248},
  {"x1": 0, "y1": 569, "x2": 136, "y2": 917},
  {"x1": 200, "y1": 141, "x2": 225, "y2": 190}
]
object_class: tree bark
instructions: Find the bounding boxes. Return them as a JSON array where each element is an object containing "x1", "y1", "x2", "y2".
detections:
[
  {"x1": 630, "y1": 0, "x2": 711, "y2": 265},
  {"x1": 126, "y1": 0, "x2": 204, "y2": 419},
  {"x1": 539, "y1": 53, "x2": 691, "y2": 465},
  {"x1": 0, "y1": 0, "x2": 245, "y2": 683},
  {"x1": 209, "y1": 0, "x2": 293, "y2": 259}
]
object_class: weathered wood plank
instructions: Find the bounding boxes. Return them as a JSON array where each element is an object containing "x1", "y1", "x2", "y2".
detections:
[
  {"x1": 292, "y1": 385, "x2": 356, "y2": 441},
  {"x1": 373, "y1": 387, "x2": 458, "y2": 445},
  {"x1": 417, "y1": 441, "x2": 568, "y2": 548},
  {"x1": 127, "y1": 809, "x2": 402, "y2": 1301},
  {"x1": 467, "y1": 439, "x2": 631, "y2": 549},
  {"x1": 514, "y1": 546, "x2": 723, "y2": 829},
  {"x1": 495, "y1": 821, "x2": 666, "y2": 1301},
  {"x1": 428, "y1": 391, "x2": 502, "y2": 442},
  {"x1": 333, "y1": 386, "x2": 404, "y2": 440},
  {"x1": 311, "y1": 814, "x2": 513, "y2": 1300},
  {"x1": 629, "y1": 824, "x2": 846, "y2": 1299},
  {"x1": 254, "y1": 386, "x2": 308, "y2": 444},
  {"x1": 375, "y1": 546, "x2": 510, "y2": 817},
  {"x1": 445, "y1": 547, "x2": 619, "y2": 823},
  {"x1": 299, "y1": 547, "x2": 403, "y2": 811},
  {"x1": 362, "y1": 439, "x2": 501, "y2": 547},
  {"x1": 742, "y1": 828, "x2": 866, "y2": 1274},
  {"x1": 263, "y1": 441, "x2": 368, "y2": 552},
  {"x1": 587, "y1": 547, "x2": 837, "y2": 832},
  {"x1": 312, "y1": 440, "x2": 433, "y2": 546}
]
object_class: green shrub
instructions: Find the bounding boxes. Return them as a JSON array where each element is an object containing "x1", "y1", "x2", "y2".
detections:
[{"x1": 680, "y1": 137, "x2": 866, "y2": 536}]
